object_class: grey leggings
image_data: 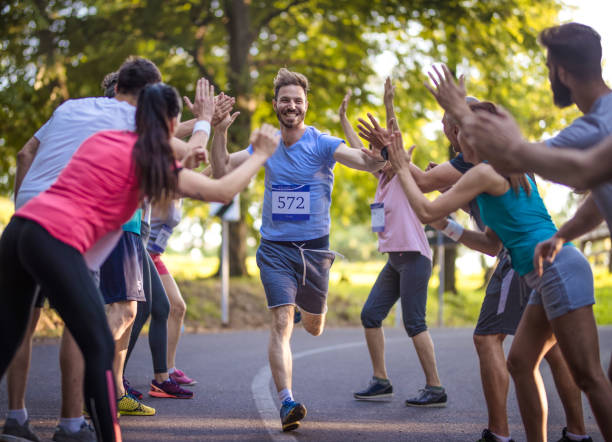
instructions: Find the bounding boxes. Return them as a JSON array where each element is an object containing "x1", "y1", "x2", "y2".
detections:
[
  {"x1": 125, "y1": 244, "x2": 169, "y2": 374},
  {"x1": 361, "y1": 251, "x2": 432, "y2": 337}
]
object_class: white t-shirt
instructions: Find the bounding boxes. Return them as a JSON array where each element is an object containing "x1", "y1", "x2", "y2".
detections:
[
  {"x1": 16, "y1": 96, "x2": 136, "y2": 209},
  {"x1": 16, "y1": 96, "x2": 136, "y2": 269}
]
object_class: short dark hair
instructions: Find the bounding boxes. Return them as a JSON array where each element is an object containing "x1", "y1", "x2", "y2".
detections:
[
  {"x1": 101, "y1": 71, "x2": 119, "y2": 98},
  {"x1": 273, "y1": 68, "x2": 309, "y2": 99},
  {"x1": 539, "y1": 23, "x2": 602, "y2": 80},
  {"x1": 116, "y1": 56, "x2": 162, "y2": 96}
]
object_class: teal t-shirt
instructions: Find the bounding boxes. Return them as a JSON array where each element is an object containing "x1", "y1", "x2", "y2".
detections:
[
  {"x1": 122, "y1": 208, "x2": 142, "y2": 235},
  {"x1": 476, "y1": 177, "x2": 557, "y2": 276}
]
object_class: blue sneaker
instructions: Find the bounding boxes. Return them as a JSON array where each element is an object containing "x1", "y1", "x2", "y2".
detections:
[
  {"x1": 353, "y1": 377, "x2": 393, "y2": 401},
  {"x1": 280, "y1": 400, "x2": 306, "y2": 432}
]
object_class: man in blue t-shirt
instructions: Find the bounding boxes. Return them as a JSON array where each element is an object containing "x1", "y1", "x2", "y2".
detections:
[{"x1": 209, "y1": 68, "x2": 388, "y2": 432}]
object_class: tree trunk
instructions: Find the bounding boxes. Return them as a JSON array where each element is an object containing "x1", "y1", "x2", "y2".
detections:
[
  {"x1": 223, "y1": 0, "x2": 254, "y2": 276},
  {"x1": 444, "y1": 245, "x2": 457, "y2": 294}
]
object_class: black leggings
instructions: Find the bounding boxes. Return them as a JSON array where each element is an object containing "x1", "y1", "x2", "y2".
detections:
[
  {"x1": 0, "y1": 217, "x2": 119, "y2": 442},
  {"x1": 125, "y1": 246, "x2": 169, "y2": 374}
]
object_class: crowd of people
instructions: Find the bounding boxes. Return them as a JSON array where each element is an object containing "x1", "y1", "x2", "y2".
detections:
[{"x1": 0, "y1": 20, "x2": 611, "y2": 442}]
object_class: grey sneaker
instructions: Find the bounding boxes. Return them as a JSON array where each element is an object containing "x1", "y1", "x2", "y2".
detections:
[
  {"x1": 1, "y1": 418, "x2": 40, "y2": 442},
  {"x1": 405, "y1": 385, "x2": 447, "y2": 407},
  {"x1": 52, "y1": 422, "x2": 96, "y2": 442},
  {"x1": 353, "y1": 377, "x2": 393, "y2": 401}
]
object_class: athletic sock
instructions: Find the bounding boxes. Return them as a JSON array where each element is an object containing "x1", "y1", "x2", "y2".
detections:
[
  {"x1": 425, "y1": 385, "x2": 444, "y2": 391},
  {"x1": 491, "y1": 432, "x2": 512, "y2": 442},
  {"x1": 59, "y1": 416, "x2": 85, "y2": 434},
  {"x1": 168, "y1": 367, "x2": 177, "y2": 374},
  {"x1": 278, "y1": 388, "x2": 294, "y2": 403},
  {"x1": 565, "y1": 430, "x2": 590, "y2": 441},
  {"x1": 373, "y1": 376, "x2": 390, "y2": 384},
  {"x1": 7, "y1": 408, "x2": 28, "y2": 425}
]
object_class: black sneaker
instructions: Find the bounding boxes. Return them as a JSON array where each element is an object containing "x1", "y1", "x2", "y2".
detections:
[
  {"x1": 477, "y1": 428, "x2": 515, "y2": 442},
  {"x1": 2, "y1": 418, "x2": 41, "y2": 442},
  {"x1": 353, "y1": 377, "x2": 393, "y2": 401},
  {"x1": 405, "y1": 385, "x2": 447, "y2": 407},
  {"x1": 557, "y1": 427, "x2": 592, "y2": 442}
]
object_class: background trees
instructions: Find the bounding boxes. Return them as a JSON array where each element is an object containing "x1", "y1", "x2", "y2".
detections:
[{"x1": 0, "y1": 0, "x2": 573, "y2": 283}]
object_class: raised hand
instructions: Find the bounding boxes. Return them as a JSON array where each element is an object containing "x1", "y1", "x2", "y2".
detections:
[
  {"x1": 383, "y1": 77, "x2": 395, "y2": 108},
  {"x1": 184, "y1": 78, "x2": 215, "y2": 122},
  {"x1": 338, "y1": 89, "x2": 352, "y2": 118},
  {"x1": 357, "y1": 113, "x2": 392, "y2": 151},
  {"x1": 251, "y1": 123, "x2": 280, "y2": 158},
  {"x1": 387, "y1": 130, "x2": 414, "y2": 173},
  {"x1": 533, "y1": 235, "x2": 564, "y2": 277},
  {"x1": 212, "y1": 93, "x2": 236, "y2": 127},
  {"x1": 215, "y1": 111, "x2": 240, "y2": 132},
  {"x1": 424, "y1": 64, "x2": 469, "y2": 121},
  {"x1": 463, "y1": 107, "x2": 526, "y2": 175}
]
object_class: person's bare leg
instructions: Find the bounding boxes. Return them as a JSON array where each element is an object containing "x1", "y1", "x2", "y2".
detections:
[
  {"x1": 269, "y1": 306, "x2": 294, "y2": 393},
  {"x1": 7, "y1": 308, "x2": 41, "y2": 411},
  {"x1": 160, "y1": 273, "x2": 185, "y2": 370},
  {"x1": 507, "y1": 304, "x2": 557, "y2": 442},
  {"x1": 364, "y1": 327, "x2": 388, "y2": 379},
  {"x1": 473, "y1": 333, "x2": 510, "y2": 437},
  {"x1": 59, "y1": 329, "x2": 85, "y2": 418},
  {"x1": 106, "y1": 300, "x2": 137, "y2": 396},
  {"x1": 543, "y1": 343, "x2": 586, "y2": 436},
  {"x1": 550, "y1": 306, "x2": 612, "y2": 440},
  {"x1": 412, "y1": 330, "x2": 441, "y2": 387},
  {"x1": 301, "y1": 310, "x2": 325, "y2": 337}
]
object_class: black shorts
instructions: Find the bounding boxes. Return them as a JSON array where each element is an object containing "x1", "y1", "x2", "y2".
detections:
[{"x1": 99, "y1": 231, "x2": 145, "y2": 304}]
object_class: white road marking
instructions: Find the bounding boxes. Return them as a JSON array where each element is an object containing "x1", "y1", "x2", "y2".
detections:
[{"x1": 251, "y1": 337, "x2": 406, "y2": 441}]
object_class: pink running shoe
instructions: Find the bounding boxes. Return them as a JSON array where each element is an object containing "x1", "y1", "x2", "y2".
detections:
[{"x1": 169, "y1": 368, "x2": 197, "y2": 386}]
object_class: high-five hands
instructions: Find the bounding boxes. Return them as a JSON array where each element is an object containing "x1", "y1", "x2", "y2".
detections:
[
  {"x1": 424, "y1": 64, "x2": 469, "y2": 123},
  {"x1": 387, "y1": 129, "x2": 415, "y2": 173},
  {"x1": 251, "y1": 124, "x2": 280, "y2": 158},
  {"x1": 183, "y1": 78, "x2": 216, "y2": 122}
]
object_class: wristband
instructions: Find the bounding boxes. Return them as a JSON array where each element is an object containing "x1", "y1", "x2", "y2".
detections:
[
  {"x1": 381, "y1": 146, "x2": 389, "y2": 161},
  {"x1": 441, "y1": 219, "x2": 464, "y2": 241},
  {"x1": 193, "y1": 120, "x2": 211, "y2": 137}
]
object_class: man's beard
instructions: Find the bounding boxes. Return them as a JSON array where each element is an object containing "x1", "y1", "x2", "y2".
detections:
[
  {"x1": 551, "y1": 73, "x2": 573, "y2": 108},
  {"x1": 276, "y1": 109, "x2": 303, "y2": 129}
]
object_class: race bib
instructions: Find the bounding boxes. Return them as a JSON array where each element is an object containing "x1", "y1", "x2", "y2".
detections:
[
  {"x1": 150, "y1": 224, "x2": 172, "y2": 253},
  {"x1": 371, "y1": 202, "x2": 385, "y2": 232},
  {"x1": 271, "y1": 184, "x2": 310, "y2": 221}
]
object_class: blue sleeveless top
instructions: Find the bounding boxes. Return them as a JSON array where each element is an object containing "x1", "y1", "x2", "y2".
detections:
[{"x1": 476, "y1": 177, "x2": 557, "y2": 275}]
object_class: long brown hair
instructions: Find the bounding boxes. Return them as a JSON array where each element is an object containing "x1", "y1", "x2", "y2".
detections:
[{"x1": 132, "y1": 83, "x2": 181, "y2": 206}]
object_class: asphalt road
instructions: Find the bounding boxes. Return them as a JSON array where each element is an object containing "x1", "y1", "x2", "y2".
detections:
[{"x1": 1, "y1": 327, "x2": 610, "y2": 441}]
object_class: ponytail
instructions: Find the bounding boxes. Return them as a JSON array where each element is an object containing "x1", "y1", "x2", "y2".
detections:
[{"x1": 132, "y1": 83, "x2": 182, "y2": 206}]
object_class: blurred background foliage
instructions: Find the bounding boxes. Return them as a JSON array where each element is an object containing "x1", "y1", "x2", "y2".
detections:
[{"x1": 0, "y1": 0, "x2": 582, "y2": 273}]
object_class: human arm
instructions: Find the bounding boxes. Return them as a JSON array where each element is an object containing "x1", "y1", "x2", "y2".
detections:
[
  {"x1": 433, "y1": 218, "x2": 503, "y2": 256},
  {"x1": 532, "y1": 194, "x2": 604, "y2": 275},
  {"x1": 178, "y1": 124, "x2": 279, "y2": 204},
  {"x1": 14, "y1": 136, "x2": 40, "y2": 195},
  {"x1": 177, "y1": 92, "x2": 236, "y2": 140},
  {"x1": 387, "y1": 131, "x2": 503, "y2": 224},
  {"x1": 338, "y1": 90, "x2": 364, "y2": 149}
]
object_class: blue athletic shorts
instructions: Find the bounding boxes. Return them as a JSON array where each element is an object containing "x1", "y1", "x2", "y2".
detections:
[
  {"x1": 99, "y1": 231, "x2": 145, "y2": 304},
  {"x1": 524, "y1": 245, "x2": 594, "y2": 320},
  {"x1": 256, "y1": 236, "x2": 335, "y2": 315}
]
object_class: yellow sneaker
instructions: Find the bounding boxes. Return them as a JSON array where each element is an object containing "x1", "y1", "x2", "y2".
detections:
[{"x1": 117, "y1": 394, "x2": 156, "y2": 416}]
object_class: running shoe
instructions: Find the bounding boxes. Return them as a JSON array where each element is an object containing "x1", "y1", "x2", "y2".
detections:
[
  {"x1": 123, "y1": 378, "x2": 143, "y2": 400},
  {"x1": 353, "y1": 377, "x2": 393, "y2": 401},
  {"x1": 477, "y1": 429, "x2": 515, "y2": 442},
  {"x1": 1, "y1": 418, "x2": 40, "y2": 441},
  {"x1": 116, "y1": 394, "x2": 156, "y2": 416},
  {"x1": 149, "y1": 378, "x2": 194, "y2": 399},
  {"x1": 293, "y1": 307, "x2": 302, "y2": 324},
  {"x1": 169, "y1": 368, "x2": 197, "y2": 386},
  {"x1": 405, "y1": 385, "x2": 447, "y2": 407},
  {"x1": 52, "y1": 421, "x2": 96, "y2": 442},
  {"x1": 557, "y1": 427, "x2": 592, "y2": 442},
  {"x1": 279, "y1": 400, "x2": 306, "y2": 432}
]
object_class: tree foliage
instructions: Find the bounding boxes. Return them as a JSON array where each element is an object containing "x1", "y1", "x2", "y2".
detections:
[{"x1": 0, "y1": 0, "x2": 572, "y2": 273}]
